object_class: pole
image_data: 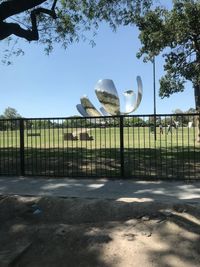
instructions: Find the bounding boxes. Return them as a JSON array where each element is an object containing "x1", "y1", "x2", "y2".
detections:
[
  {"x1": 119, "y1": 116, "x2": 124, "y2": 177},
  {"x1": 153, "y1": 57, "x2": 157, "y2": 141},
  {"x1": 19, "y1": 118, "x2": 25, "y2": 176}
]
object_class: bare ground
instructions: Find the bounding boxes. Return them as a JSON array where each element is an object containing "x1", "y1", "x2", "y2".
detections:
[{"x1": 0, "y1": 195, "x2": 200, "y2": 267}]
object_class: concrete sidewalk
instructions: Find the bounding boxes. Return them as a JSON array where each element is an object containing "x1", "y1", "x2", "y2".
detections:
[{"x1": 0, "y1": 176, "x2": 200, "y2": 203}]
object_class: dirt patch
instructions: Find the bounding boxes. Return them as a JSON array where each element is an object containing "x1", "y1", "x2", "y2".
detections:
[{"x1": 0, "y1": 195, "x2": 200, "y2": 267}]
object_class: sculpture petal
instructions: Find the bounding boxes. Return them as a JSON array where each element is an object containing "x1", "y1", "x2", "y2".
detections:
[
  {"x1": 122, "y1": 76, "x2": 143, "y2": 114},
  {"x1": 95, "y1": 79, "x2": 120, "y2": 115},
  {"x1": 80, "y1": 96, "x2": 102, "y2": 117},
  {"x1": 100, "y1": 107, "x2": 111, "y2": 116},
  {"x1": 134, "y1": 76, "x2": 143, "y2": 112},
  {"x1": 123, "y1": 90, "x2": 136, "y2": 114},
  {"x1": 76, "y1": 104, "x2": 90, "y2": 117}
]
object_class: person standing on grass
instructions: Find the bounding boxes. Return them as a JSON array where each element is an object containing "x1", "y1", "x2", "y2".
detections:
[
  {"x1": 167, "y1": 120, "x2": 178, "y2": 134},
  {"x1": 167, "y1": 124, "x2": 172, "y2": 134},
  {"x1": 159, "y1": 124, "x2": 163, "y2": 134}
]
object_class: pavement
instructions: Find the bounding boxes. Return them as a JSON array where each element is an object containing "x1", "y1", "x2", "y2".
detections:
[{"x1": 0, "y1": 176, "x2": 200, "y2": 203}]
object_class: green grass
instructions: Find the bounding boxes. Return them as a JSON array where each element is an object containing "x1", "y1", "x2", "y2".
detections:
[
  {"x1": 0, "y1": 126, "x2": 199, "y2": 179},
  {"x1": 0, "y1": 126, "x2": 199, "y2": 148}
]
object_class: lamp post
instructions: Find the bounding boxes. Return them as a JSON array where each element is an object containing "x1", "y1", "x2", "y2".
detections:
[{"x1": 153, "y1": 57, "x2": 157, "y2": 141}]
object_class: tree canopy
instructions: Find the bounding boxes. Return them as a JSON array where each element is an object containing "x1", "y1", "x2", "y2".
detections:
[
  {"x1": 0, "y1": 0, "x2": 152, "y2": 61},
  {"x1": 135, "y1": 0, "x2": 200, "y2": 115},
  {"x1": 1, "y1": 107, "x2": 21, "y2": 119}
]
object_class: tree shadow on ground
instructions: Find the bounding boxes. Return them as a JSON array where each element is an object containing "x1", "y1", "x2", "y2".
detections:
[
  {"x1": 146, "y1": 208, "x2": 200, "y2": 267},
  {"x1": 0, "y1": 147, "x2": 200, "y2": 179},
  {"x1": 1, "y1": 194, "x2": 200, "y2": 267},
  {"x1": 0, "y1": 196, "x2": 114, "y2": 267}
]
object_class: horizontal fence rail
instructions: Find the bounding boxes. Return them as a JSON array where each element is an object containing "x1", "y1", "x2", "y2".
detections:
[{"x1": 0, "y1": 113, "x2": 199, "y2": 179}]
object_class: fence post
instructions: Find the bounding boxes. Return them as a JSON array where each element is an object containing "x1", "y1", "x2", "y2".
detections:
[
  {"x1": 19, "y1": 118, "x2": 25, "y2": 176},
  {"x1": 119, "y1": 116, "x2": 124, "y2": 177}
]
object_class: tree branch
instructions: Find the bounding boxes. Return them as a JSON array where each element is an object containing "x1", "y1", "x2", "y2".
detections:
[
  {"x1": 32, "y1": 7, "x2": 57, "y2": 19},
  {"x1": 51, "y1": 0, "x2": 58, "y2": 11},
  {"x1": 0, "y1": 19, "x2": 40, "y2": 41},
  {"x1": 0, "y1": 0, "x2": 47, "y2": 20},
  {"x1": 0, "y1": 0, "x2": 58, "y2": 41}
]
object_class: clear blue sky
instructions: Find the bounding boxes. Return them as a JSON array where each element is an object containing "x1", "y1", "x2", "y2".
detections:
[{"x1": 0, "y1": 24, "x2": 195, "y2": 118}]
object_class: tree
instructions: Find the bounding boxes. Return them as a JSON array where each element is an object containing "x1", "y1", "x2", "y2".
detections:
[
  {"x1": 124, "y1": 117, "x2": 146, "y2": 126},
  {"x1": 2, "y1": 106, "x2": 21, "y2": 118},
  {"x1": 187, "y1": 107, "x2": 196, "y2": 113},
  {"x1": 0, "y1": 107, "x2": 21, "y2": 130},
  {"x1": 172, "y1": 109, "x2": 183, "y2": 115},
  {"x1": 0, "y1": 0, "x2": 152, "y2": 62},
  {"x1": 135, "y1": 0, "x2": 200, "y2": 142}
]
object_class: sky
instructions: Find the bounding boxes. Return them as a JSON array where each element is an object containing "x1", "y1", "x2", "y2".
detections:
[{"x1": 0, "y1": 23, "x2": 195, "y2": 118}]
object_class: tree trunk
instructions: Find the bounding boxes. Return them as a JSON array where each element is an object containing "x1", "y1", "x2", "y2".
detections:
[{"x1": 194, "y1": 84, "x2": 200, "y2": 142}]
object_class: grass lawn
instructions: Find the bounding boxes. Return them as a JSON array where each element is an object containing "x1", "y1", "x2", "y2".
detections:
[
  {"x1": 0, "y1": 126, "x2": 199, "y2": 148},
  {"x1": 0, "y1": 126, "x2": 199, "y2": 179}
]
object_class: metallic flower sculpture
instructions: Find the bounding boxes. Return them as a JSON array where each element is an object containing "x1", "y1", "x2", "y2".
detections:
[{"x1": 76, "y1": 76, "x2": 143, "y2": 116}]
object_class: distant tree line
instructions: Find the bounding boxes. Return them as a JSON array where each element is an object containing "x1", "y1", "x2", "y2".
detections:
[{"x1": 0, "y1": 107, "x2": 197, "y2": 131}]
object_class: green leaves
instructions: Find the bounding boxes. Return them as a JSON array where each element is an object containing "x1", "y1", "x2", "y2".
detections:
[
  {"x1": 1, "y1": 0, "x2": 153, "y2": 63},
  {"x1": 159, "y1": 74, "x2": 185, "y2": 98},
  {"x1": 136, "y1": 0, "x2": 200, "y2": 109}
]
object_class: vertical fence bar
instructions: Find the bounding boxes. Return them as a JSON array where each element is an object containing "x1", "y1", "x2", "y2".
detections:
[
  {"x1": 19, "y1": 118, "x2": 25, "y2": 176},
  {"x1": 120, "y1": 116, "x2": 124, "y2": 177}
]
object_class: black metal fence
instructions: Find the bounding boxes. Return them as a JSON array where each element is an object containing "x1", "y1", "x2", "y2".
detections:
[{"x1": 0, "y1": 113, "x2": 199, "y2": 179}]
